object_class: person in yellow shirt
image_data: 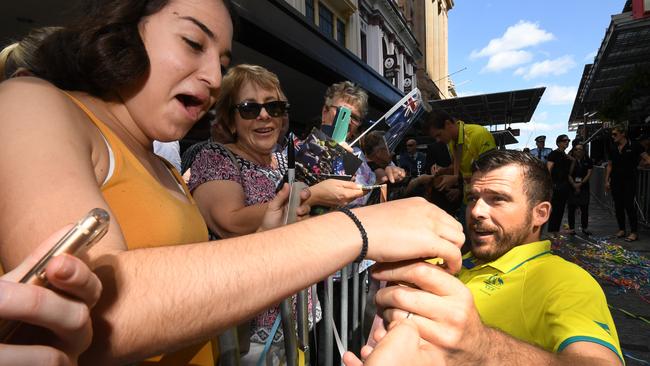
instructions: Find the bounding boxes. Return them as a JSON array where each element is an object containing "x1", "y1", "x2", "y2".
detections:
[
  {"x1": 422, "y1": 110, "x2": 496, "y2": 191},
  {"x1": 345, "y1": 150, "x2": 623, "y2": 366}
]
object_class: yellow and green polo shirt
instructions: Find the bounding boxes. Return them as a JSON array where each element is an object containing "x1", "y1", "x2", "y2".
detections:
[
  {"x1": 448, "y1": 120, "x2": 496, "y2": 180},
  {"x1": 459, "y1": 240, "x2": 623, "y2": 363}
]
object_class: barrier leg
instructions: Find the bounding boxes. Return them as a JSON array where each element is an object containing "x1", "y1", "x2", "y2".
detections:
[
  {"x1": 218, "y1": 327, "x2": 241, "y2": 366},
  {"x1": 280, "y1": 299, "x2": 298, "y2": 365}
]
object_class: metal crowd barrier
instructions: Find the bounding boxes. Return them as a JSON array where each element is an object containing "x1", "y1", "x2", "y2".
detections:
[
  {"x1": 590, "y1": 166, "x2": 650, "y2": 227},
  {"x1": 217, "y1": 253, "x2": 373, "y2": 366}
]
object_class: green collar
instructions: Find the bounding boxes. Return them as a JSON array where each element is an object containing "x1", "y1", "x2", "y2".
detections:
[{"x1": 462, "y1": 240, "x2": 552, "y2": 273}]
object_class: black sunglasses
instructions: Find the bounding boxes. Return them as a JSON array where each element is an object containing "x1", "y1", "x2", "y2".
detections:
[{"x1": 233, "y1": 101, "x2": 289, "y2": 119}]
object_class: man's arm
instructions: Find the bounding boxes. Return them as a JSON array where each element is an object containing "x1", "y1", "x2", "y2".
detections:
[{"x1": 370, "y1": 261, "x2": 622, "y2": 366}]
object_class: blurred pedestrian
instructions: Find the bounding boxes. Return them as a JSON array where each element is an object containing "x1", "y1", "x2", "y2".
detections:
[
  {"x1": 546, "y1": 134, "x2": 573, "y2": 236},
  {"x1": 398, "y1": 139, "x2": 426, "y2": 177},
  {"x1": 567, "y1": 143, "x2": 593, "y2": 236},
  {"x1": 605, "y1": 124, "x2": 650, "y2": 241}
]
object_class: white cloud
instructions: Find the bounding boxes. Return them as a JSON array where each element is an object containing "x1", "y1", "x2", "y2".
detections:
[
  {"x1": 470, "y1": 21, "x2": 555, "y2": 59},
  {"x1": 515, "y1": 56, "x2": 576, "y2": 80},
  {"x1": 584, "y1": 51, "x2": 597, "y2": 62},
  {"x1": 482, "y1": 50, "x2": 534, "y2": 72},
  {"x1": 543, "y1": 85, "x2": 578, "y2": 105}
]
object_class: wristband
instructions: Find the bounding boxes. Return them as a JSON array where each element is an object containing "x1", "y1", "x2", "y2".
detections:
[{"x1": 338, "y1": 207, "x2": 368, "y2": 263}]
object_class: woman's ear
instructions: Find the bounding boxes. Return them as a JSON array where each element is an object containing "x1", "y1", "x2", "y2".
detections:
[{"x1": 532, "y1": 201, "x2": 551, "y2": 227}]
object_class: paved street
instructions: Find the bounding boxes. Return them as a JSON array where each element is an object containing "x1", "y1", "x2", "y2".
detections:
[{"x1": 550, "y1": 201, "x2": 650, "y2": 365}]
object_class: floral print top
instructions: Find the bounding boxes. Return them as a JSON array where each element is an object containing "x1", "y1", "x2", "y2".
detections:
[{"x1": 187, "y1": 142, "x2": 319, "y2": 343}]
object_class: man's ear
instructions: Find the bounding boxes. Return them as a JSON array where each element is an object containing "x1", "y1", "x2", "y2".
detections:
[{"x1": 532, "y1": 201, "x2": 551, "y2": 226}]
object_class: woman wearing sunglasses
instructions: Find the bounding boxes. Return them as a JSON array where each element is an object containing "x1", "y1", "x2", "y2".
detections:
[
  {"x1": 189, "y1": 64, "x2": 366, "y2": 238},
  {"x1": 187, "y1": 64, "x2": 366, "y2": 360}
]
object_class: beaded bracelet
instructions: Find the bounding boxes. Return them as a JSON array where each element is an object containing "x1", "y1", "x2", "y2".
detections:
[{"x1": 338, "y1": 207, "x2": 368, "y2": 263}]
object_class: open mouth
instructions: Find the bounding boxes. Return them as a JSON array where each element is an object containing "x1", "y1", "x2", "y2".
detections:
[
  {"x1": 175, "y1": 94, "x2": 205, "y2": 120},
  {"x1": 253, "y1": 127, "x2": 275, "y2": 134}
]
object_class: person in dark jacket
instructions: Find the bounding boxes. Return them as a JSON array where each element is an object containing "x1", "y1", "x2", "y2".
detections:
[{"x1": 567, "y1": 143, "x2": 593, "y2": 236}]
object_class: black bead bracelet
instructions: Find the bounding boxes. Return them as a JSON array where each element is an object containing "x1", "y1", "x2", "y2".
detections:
[{"x1": 338, "y1": 207, "x2": 368, "y2": 263}]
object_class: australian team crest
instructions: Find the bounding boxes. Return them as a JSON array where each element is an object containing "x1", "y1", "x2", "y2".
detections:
[{"x1": 483, "y1": 273, "x2": 504, "y2": 291}]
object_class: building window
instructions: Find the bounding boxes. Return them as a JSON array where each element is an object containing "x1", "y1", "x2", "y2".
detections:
[
  {"x1": 319, "y1": 4, "x2": 334, "y2": 38},
  {"x1": 305, "y1": 0, "x2": 314, "y2": 23},
  {"x1": 360, "y1": 31, "x2": 367, "y2": 62},
  {"x1": 336, "y1": 19, "x2": 346, "y2": 46}
]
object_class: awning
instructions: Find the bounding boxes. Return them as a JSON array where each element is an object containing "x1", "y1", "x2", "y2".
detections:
[
  {"x1": 568, "y1": 11, "x2": 650, "y2": 129},
  {"x1": 427, "y1": 87, "x2": 545, "y2": 126}
]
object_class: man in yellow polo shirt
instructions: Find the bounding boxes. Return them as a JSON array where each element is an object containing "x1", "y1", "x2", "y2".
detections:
[
  {"x1": 422, "y1": 109, "x2": 496, "y2": 192},
  {"x1": 345, "y1": 150, "x2": 623, "y2": 366}
]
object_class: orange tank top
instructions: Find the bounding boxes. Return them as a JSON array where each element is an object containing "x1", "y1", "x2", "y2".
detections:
[{"x1": 64, "y1": 93, "x2": 216, "y2": 366}]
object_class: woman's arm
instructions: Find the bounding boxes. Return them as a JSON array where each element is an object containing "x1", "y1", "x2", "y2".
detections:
[
  {"x1": 193, "y1": 179, "x2": 269, "y2": 237},
  {"x1": 0, "y1": 79, "x2": 466, "y2": 365},
  {"x1": 305, "y1": 179, "x2": 365, "y2": 207}
]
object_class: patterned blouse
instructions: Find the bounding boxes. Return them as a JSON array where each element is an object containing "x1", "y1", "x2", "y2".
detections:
[{"x1": 187, "y1": 142, "x2": 320, "y2": 343}]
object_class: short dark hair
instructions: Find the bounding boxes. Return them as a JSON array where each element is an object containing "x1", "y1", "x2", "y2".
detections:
[
  {"x1": 32, "y1": 0, "x2": 236, "y2": 97},
  {"x1": 612, "y1": 123, "x2": 627, "y2": 136},
  {"x1": 555, "y1": 134, "x2": 569, "y2": 144},
  {"x1": 421, "y1": 109, "x2": 455, "y2": 132},
  {"x1": 471, "y1": 150, "x2": 552, "y2": 206}
]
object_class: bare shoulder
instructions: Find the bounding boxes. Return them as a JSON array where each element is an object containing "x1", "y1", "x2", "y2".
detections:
[
  {"x1": 0, "y1": 77, "x2": 93, "y2": 139},
  {"x1": 0, "y1": 77, "x2": 123, "y2": 269}
]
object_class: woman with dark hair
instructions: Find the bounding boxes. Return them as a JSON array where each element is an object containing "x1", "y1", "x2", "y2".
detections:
[
  {"x1": 0, "y1": 0, "x2": 464, "y2": 364},
  {"x1": 567, "y1": 143, "x2": 593, "y2": 236}
]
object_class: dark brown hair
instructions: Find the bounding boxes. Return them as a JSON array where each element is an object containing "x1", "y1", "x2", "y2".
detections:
[
  {"x1": 421, "y1": 109, "x2": 455, "y2": 131},
  {"x1": 32, "y1": 0, "x2": 236, "y2": 97},
  {"x1": 472, "y1": 149, "x2": 552, "y2": 206}
]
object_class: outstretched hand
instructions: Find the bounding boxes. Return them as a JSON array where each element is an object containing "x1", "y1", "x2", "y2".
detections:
[
  {"x1": 352, "y1": 198, "x2": 465, "y2": 271},
  {"x1": 343, "y1": 318, "x2": 443, "y2": 366},
  {"x1": 259, "y1": 183, "x2": 312, "y2": 231},
  {"x1": 308, "y1": 179, "x2": 365, "y2": 207},
  {"x1": 370, "y1": 260, "x2": 487, "y2": 363}
]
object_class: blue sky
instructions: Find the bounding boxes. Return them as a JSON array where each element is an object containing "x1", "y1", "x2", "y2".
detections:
[{"x1": 447, "y1": 0, "x2": 624, "y2": 149}]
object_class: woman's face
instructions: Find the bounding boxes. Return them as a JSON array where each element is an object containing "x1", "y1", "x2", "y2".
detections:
[
  {"x1": 125, "y1": 0, "x2": 233, "y2": 142},
  {"x1": 232, "y1": 81, "x2": 284, "y2": 155}
]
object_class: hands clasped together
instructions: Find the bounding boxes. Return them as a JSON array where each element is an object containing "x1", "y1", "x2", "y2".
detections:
[{"x1": 342, "y1": 205, "x2": 491, "y2": 366}]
